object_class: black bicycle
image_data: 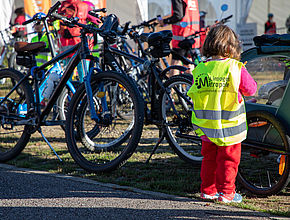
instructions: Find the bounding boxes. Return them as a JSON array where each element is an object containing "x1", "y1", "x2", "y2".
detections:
[
  {"x1": 86, "y1": 15, "x2": 202, "y2": 164},
  {"x1": 0, "y1": 2, "x2": 144, "y2": 173}
]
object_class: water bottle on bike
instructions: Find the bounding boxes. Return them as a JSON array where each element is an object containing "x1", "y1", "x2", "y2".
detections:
[{"x1": 41, "y1": 63, "x2": 62, "y2": 101}]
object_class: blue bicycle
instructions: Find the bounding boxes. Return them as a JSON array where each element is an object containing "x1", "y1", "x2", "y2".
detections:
[{"x1": 0, "y1": 2, "x2": 144, "y2": 173}]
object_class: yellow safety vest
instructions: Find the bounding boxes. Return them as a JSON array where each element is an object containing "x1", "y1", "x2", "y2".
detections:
[
  {"x1": 31, "y1": 33, "x2": 52, "y2": 66},
  {"x1": 187, "y1": 58, "x2": 247, "y2": 146}
]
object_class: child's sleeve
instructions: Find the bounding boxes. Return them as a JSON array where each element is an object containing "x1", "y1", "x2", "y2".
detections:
[{"x1": 239, "y1": 66, "x2": 257, "y2": 96}]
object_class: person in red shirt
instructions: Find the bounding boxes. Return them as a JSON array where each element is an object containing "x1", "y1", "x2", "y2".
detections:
[
  {"x1": 14, "y1": 7, "x2": 26, "y2": 38},
  {"x1": 264, "y1": 13, "x2": 276, "y2": 35}
]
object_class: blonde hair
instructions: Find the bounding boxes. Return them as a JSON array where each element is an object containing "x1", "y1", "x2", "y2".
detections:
[{"x1": 202, "y1": 24, "x2": 241, "y2": 60}]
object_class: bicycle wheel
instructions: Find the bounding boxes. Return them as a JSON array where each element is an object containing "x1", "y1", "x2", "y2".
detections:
[
  {"x1": 0, "y1": 69, "x2": 33, "y2": 161},
  {"x1": 159, "y1": 75, "x2": 203, "y2": 164},
  {"x1": 65, "y1": 71, "x2": 144, "y2": 173},
  {"x1": 237, "y1": 111, "x2": 290, "y2": 196}
]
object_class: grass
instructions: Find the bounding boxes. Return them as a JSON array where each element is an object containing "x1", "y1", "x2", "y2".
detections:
[{"x1": 5, "y1": 125, "x2": 290, "y2": 217}]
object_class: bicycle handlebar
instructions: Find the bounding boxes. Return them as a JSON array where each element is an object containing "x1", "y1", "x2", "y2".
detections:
[
  {"x1": 51, "y1": 12, "x2": 105, "y2": 36},
  {"x1": 184, "y1": 14, "x2": 233, "y2": 39},
  {"x1": 47, "y1": 1, "x2": 61, "y2": 17},
  {"x1": 51, "y1": 13, "x2": 74, "y2": 25},
  {"x1": 22, "y1": 18, "x2": 35, "y2": 25},
  {"x1": 220, "y1": 15, "x2": 233, "y2": 24},
  {"x1": 22, "y1": 1, "x2": 61, "y2": 25},
  {"x1": 131, "y1": 16, "x2": 159, "y2": 30},
  {"x1": 88, "y1": 8, "x2": 106, "y2": 19}
]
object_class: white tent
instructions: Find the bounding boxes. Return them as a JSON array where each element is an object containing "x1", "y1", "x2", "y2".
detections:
[
  {"x1": 0, "y1": 0, "x2": 15, "y2": 46},
  {"x1": 0, "y1": 0, "x2": 15, "y2": 31},
  {"x1": 107, "y1": 0, "x2": 148, "y2": 25}
]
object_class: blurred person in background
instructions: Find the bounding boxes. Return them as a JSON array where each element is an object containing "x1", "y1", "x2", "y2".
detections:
[
  {"x1": 13, "y1": 7, "x2": 26, "y2": 38},
  {"x1": 285, "y1": 15, "x2": 290, "y2": 34},
  {"x1": 264, "y1": 13, "x2": 276, "y2": 35},
  {"x1": 199, "y1": 10, "x2": 207, "y2": 49}
]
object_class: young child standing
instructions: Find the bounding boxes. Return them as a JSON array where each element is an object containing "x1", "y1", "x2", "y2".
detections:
[{"x1": 187, "y1": 25, "x2": 257, "y2": 203}]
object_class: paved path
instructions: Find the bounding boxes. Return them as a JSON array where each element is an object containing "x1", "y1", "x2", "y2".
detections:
[{"x1": 0, "y1": 164, "x2": 287, "y2": 220}]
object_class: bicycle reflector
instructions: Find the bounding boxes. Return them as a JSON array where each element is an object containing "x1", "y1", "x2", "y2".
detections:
[
  {"x1": 248, "y1": 121, "x2": 268, "y2": 127},
  {"x1": 279, "y1": 155, "x2": 286, "y2": 175}
]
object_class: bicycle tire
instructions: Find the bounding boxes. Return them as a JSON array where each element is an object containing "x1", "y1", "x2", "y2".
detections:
[
  {"x1": 0, "y1": 68, "x2": 33, "y2": 161},
  {"x1": 65, "y1": 71, "x2": 144, "y2": 173},
  {"x1": 159, "y1": 75, "x2": 203, "y2": 164},
  {"x1": 57, "y1": 87, "x2": 74, "y2": 131},
  {"x1": 237, "y1": 111, "x2": 290, "y2": 196}
]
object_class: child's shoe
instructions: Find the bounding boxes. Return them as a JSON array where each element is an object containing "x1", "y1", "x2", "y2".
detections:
[
  {"x1": 218, "y1": 192, "x2": 242, "y2": 203},
  {"x1": 200, "y1": 192, "x2": 219, "y2": 200}
]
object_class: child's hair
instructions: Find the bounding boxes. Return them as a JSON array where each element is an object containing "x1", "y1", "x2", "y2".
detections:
[{"x1": 202, "y1": 24, "x2": 241, "y2": 60}]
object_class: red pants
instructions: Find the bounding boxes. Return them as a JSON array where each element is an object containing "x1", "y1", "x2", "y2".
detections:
[{"x1": 200, "y1": 141, "x2": 241, "y2": 195}]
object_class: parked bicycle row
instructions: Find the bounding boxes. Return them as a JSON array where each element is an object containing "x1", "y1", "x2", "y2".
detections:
[{"x1": 0, "y1": 1, "x2": 289, "y2": 197}]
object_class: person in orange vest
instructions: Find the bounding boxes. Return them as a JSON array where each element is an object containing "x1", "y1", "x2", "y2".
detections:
[
  {"x1": 57, "y1": 0, "x2": 95, "y2": 82},
  {"x1": 158, "y1": 0, "x2": 200, "y2": 75},
  {"x1": 264, "y1": 13, "x2": 276, "y2": 35},
  {"x1": 187, "y1": 25, "x2": 257, "y2": 203}
]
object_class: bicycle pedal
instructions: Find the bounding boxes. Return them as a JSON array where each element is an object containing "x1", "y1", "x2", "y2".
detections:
[{"x1": 96, "y1": 91, "x2": 105, "y2": 98}]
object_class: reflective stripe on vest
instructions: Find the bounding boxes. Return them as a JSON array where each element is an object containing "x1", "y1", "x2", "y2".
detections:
[
  {"x1": 193, "y1": 105, "x2": 245, "y2": 120},
  {"x1": 31, "y1": 33, "x2": 52, "y2": 66},
  {"x1": 172, "y1": 35, "x2": 186, "y2": 41},
  {"x1": 171, "y1": 0, "x2": 200, "y2": 48},
  {"x1": 187, "y1": 58, "x2": 247, "y2": 146},
  {"x1": 198, "y1": 121, "x2": 247, "y2": 139},
  {"x1": 35, "y1": 52, "x2": 50, "y2": 66},
  {"x1": 174, "y1": 21, "x2": 200, "y2": 28}
]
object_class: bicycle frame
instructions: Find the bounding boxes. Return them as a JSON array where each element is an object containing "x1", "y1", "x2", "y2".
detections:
[
  {"x1": 101, "y1": 39, "x2": 187, "y2": 124},
  {"x1": 0, "y1": 29, "x2": 105, "y2": 126}
]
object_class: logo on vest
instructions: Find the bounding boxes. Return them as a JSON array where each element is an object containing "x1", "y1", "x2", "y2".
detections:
[
  {"x1": 195, "y1": 73, "x2": 230, "y2": 89},
  {"x1": 188, "y1": 0, "x2": 197, "y2": 11}
]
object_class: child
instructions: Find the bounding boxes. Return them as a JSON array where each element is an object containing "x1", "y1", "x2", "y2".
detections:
[
  {"x1": 31, "y1": 22, "x2": 52, "y2": 66},
  {"x1": 187, "y1": 25, "x2": 257, "y2": 203}
]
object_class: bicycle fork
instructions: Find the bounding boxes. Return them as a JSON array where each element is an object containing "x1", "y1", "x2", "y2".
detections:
[{"x1": 84, "y1": 63, "x2": 110, "y2": 123}]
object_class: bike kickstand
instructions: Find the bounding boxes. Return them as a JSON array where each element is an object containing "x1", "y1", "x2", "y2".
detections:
[
  {"x1": 146, "y1": 127, "x2": 166, "y2": 164},
  {"x1": 38, "y1": 128, "x2": 62, "y2": 162}
]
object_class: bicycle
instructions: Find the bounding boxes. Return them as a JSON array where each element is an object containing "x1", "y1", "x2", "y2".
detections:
[
  {"x1": 14, "y1": 12, "x2": 78, "y2": 131},
  {"x1": 86, "y1": 14, "x2": 200, "y2": 164},
  {"x1": 235, "y1": 33, "x2": 290, "y2": 196},
  {"x1": 0, "y1": 2, "x2": 144, "y2": 174}
]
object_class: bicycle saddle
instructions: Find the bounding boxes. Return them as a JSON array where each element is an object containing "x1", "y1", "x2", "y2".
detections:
[
  {"x1": 140, "y1": 30, "x2": 172, "y2": 44},
  {"x1": 254, "y1": 34, "x2": 290, "y2": 46},
  {"x1": 178, "y1": 38, "x2": 195, "y2": 50},
  {"x1": 14, "y1": 41, "x2": 46, "y2": 54}
]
